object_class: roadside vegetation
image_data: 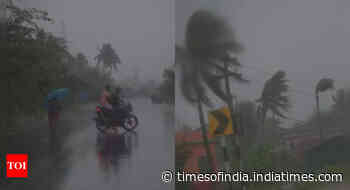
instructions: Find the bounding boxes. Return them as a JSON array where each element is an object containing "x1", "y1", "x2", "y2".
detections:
[
  {"x1": 0, "y1": 5, "x2": 116, "y2": 130},
  {"x1": 0, "y1": 4, "x2": 118, "y2": 189}
]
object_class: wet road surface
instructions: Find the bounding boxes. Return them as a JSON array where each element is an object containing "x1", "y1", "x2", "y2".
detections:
[{"x1": 56, "y1": 98, "x2": 174, "y2": 190}]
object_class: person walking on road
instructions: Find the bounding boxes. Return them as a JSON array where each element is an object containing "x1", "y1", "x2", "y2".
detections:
[{"x1": 48, "y1": 97, "x2": 62, "y2": 129}]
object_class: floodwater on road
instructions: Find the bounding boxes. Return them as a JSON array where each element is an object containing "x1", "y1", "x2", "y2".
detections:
[{"x1": 55, "y1": 98, "x2": 174, "y2": 190}]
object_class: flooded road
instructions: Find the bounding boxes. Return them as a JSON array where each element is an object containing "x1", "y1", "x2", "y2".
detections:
[{"x1": 56, "y1": 98, "x2": 174, "y2": 190}]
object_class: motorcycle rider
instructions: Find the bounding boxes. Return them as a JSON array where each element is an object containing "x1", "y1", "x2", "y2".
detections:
[
  {"x1": 108, "y1": 86, "x2": 125, "y2": 121},
  {"x1": 99, "y1": 85, "x2": 124, "y2": 122},
  {"x1": 109, "y1": 87, "x2": 123, "y2": 107},
  {"x1": 99, "y1": 84, "x2": 116, "y2": 131}
]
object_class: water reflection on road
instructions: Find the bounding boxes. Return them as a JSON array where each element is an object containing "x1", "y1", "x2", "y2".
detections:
[{"x1": 56, "y1": 98, "x2": 173, "y2": 190}]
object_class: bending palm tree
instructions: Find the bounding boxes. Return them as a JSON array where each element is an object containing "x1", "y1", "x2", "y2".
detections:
[
  {"x1": 315, "y1": 78, "x2": 334, "y2": 141},
  {"x1": 180, "y1": 10, "x2": 247, "y2": 175},
  {"x1": 95, "y1": 43, "x2": 121, "y2": 74},
  {"x1": 76, "y1": 53, "x2": 88, "y2": 66},
  {"x1": 160, "y1": 68, "x2": 175, "y2": 104},
  {"x1": 332, "y1": 88, "x2": 345, "y2": 111},
  {"x1": 256, "y1": 70, "x2": 290, "y2": 141}
]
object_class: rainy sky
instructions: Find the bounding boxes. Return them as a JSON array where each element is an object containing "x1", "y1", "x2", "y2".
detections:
[
  {"x1": 176, "y1": 0, "x2": 350, "y2": 128},
  {"x1": 18, "y1": 0, "x2": 350, "y2": 128},
  {"x1": 22, "y1": 0, "x2": 173, "y2": 82}
]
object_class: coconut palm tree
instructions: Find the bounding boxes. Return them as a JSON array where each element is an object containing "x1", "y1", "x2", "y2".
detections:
[
  {"x1": 160, "y1": 68, "x2": 175, "y2": 104},
  {"x1": 163, "y1": 68, "x2": 175, "y2": 83},
  {"x1": 179, "y1": 10, "x2": 247, "y2": 174},
  {"x1": 76, "y1": 52, "x2": 88, "y2": 66},
  {"x1": 332, "y1": 88, "x2": 345, "y2": 112},
  {"x1": 256, "y1": 70, "x2": 290, "y2": 140},
  {"x1": 95, "y1": 43, "x2": 121, "y2": 74},
  {"x1": 315, "y1": 78, "x2": 334, "y2": 141}
]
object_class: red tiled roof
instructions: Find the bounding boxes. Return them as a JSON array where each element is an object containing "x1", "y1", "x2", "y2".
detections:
[
  {"x1": 176, "y1": 129, "x2": 218, "y2": 190},
  {"x1": 176, "y1": 128, "x2": 214, "y2": 144}
]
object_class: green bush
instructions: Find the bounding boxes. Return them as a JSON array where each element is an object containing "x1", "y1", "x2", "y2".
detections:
[
  {"x1": 305, "y1": 136, "x2": 350, "y2": 170},
  {"x1": 0, "y1": 5, "x2": 114, "y2": 128},
  {"x1": 244, "y1": 144, "x2": 277, "y2": 171}
]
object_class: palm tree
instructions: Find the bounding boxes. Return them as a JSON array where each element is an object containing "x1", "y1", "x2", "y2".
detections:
[
  {"x1": 95, "y1": 43, "x2": 121, "y2": 74},
  {"x1": 315, "y1": 78, "x2": 334, "y2": 141},
  {"x1": 236, "y1": 101, "x2": 260, "y2": 157},
  {"x1": 163, "y1": 68, "x2": 174, "y2": 81},
  {"x1": 332, "y1": 88, "x2": 345, "y2": 112},
  {"x1": 256, "y1": 70, "x2": 290, "y2": 141},
  {"x1": 76, "y1": 52, "x2": 88, "y2": 66},
  {"x1": 179, "y1": 10, "x2": 247, "y2": 174},
  {"x1": 178, "y1": 45, "x2": 216, "y2": 171},
  {"x1": 160, "y1": 68, "x2": 175, "y2": 104}
]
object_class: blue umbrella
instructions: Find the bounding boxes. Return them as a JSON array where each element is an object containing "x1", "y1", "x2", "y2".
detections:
[
  {"x1": 47, "y1": 88, "x2": 70, "y2": 101},
  {"x1": 45, "y1": 88, "x2": 70, "y2": 108}
]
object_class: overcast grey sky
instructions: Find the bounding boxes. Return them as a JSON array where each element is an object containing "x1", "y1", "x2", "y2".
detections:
[
  {"x1": 24, "y1": 0, "x2": 173, "y2": 82},
  {"x1": 176, "y1": 0, "x2": 350, "y2": 128},
  {"x1": 21, "y1": 0, "x2": 350, "y2": 128}
]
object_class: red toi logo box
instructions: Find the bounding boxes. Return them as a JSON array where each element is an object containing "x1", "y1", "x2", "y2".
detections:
[{"x1": 6, "y1": 154, "x2": 28, "y2": 178}]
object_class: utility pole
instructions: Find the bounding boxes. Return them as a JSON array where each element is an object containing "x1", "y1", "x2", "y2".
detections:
[
  {"x1": 221, "y1": 53, "x2": 245, "y2": 190},
  {"x1": 61, "y1": 20, "x2": 67, "y2": 39}
]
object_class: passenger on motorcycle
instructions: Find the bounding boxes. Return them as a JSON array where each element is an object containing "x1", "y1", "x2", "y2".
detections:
[
  {"x1": 100, "y1": 85, "x2": 112, "y2": 109},
  {"x1": 99, "y1": 85, "x2": 125, "y2": 121}
]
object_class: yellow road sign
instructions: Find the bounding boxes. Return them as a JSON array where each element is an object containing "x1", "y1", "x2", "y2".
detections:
[{"x1": 208, "y1": 106, "x2": 234, "y2": 138}]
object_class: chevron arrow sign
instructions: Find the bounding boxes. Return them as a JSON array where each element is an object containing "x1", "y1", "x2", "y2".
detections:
[{"x1": 208, "y1": 106, "x2": 234, "y2": 138}]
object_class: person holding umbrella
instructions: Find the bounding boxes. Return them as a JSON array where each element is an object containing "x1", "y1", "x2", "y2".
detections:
[
  {"x1": 46, "y1": 88, "x2": 68, "y2": 189},
  {"x1": 48, "y1": 97, "x2": 62, "y2": 129},
  {"x1": 46, "y1": 88, "x2": 69, "y2": 129}
]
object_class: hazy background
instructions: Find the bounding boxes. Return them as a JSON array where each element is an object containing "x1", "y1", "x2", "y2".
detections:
[
  {"x1": 176, "y1": 0, "x2": 350, "y2": 128},
  {"x1": 18, "y1": 0, "x2": 350, "y2": 128},
  {"x1": 22, "y1": 0, "x2": 173, "y2": 82}
]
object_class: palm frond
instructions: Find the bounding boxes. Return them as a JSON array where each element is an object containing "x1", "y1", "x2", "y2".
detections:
[
  {"x1": 316, "y1": 78, "x2": 334, "y2": 94},
  {"x1": 180, "y1": 58, "x2": 212, "y2": 107},
  {"x1": 269, "y1": 106, "x2": 288, "y2": 119},
  {"x1": 185, "y1": 10, "x2": 242, "y2": 59},
  {"x1": 180, "y1": 9, "x2": 247, "y2": 109},
  {"x1": 257, "y1": 70, "x2": 290, "y2": 120},
  {"x1": 200, "y1": 67, "x2": 228, "y2": 103},
  {"x1": 95, "y1": 43, "x2": 121, "y2": 71},
  {"x1": 211, "y1": 63, "x2": 249, "y2": 83}
]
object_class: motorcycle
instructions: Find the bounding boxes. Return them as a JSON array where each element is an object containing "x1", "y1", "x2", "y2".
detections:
[{"x1": 94, "y1": 99, "x2": 139, "y2": 137}]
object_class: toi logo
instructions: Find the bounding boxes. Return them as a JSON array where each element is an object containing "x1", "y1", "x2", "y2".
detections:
[{"x1": 6, "y1": 154, "x2": 28, "y2": 178}]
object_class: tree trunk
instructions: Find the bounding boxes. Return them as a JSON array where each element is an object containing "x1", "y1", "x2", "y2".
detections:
[
  {"x1": 316, "y1": 93, "x2": 323, "y2": 142},
  {"x1": 261, "y1": 109, "x2": 266, "y2": 142},
  {"x1": 196, "y1": 97, "x2": 216, "y2": 172},
  {"x1": 223, "y1": 61, "x2": 245, "y2": 190}
]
